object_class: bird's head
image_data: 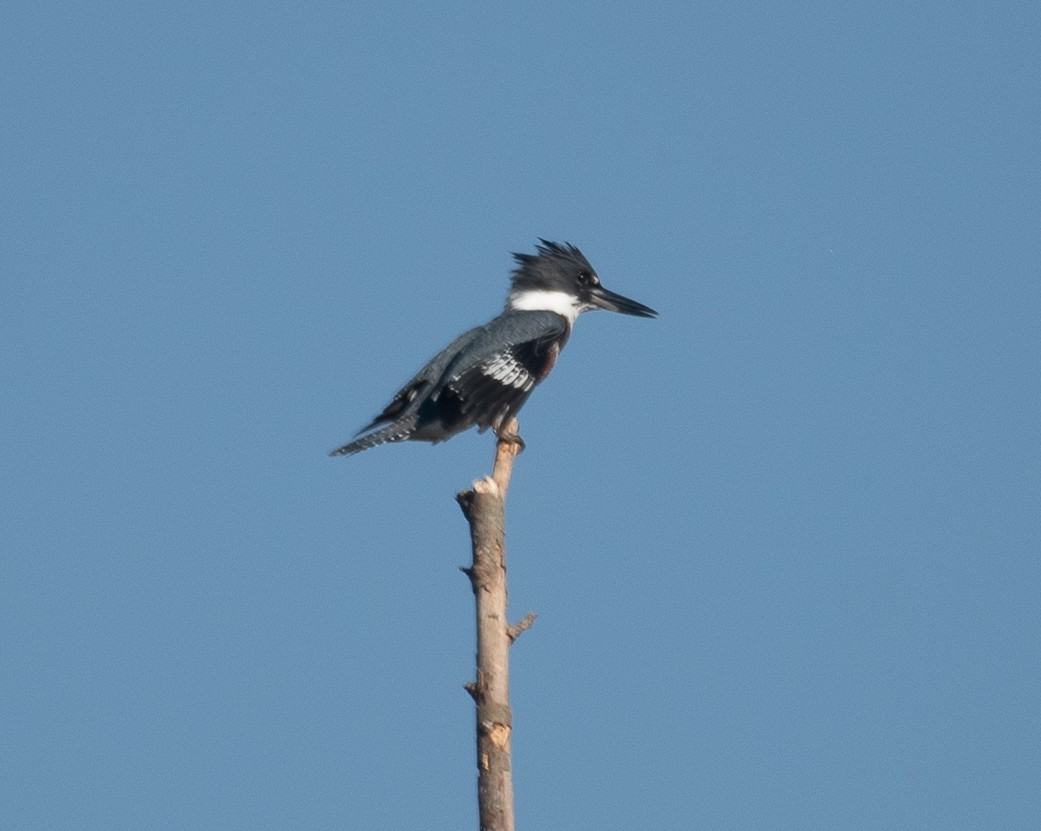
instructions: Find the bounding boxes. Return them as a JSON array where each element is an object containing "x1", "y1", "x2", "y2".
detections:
[{"x1": 506, "y1": 240, "x2": 657, "y2": 322}]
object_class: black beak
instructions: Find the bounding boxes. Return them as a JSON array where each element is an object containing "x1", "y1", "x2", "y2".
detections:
[{"x1": 588, "y1": 284, "x2": 658, "y2": 318}]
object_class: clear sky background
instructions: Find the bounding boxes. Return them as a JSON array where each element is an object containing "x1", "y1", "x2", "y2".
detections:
[{"x1": 3, "y1": 3, "x2": 1039, "y2": 829}]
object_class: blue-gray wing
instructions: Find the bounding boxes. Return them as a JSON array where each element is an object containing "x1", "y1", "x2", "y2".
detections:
[
  {"x1": 353, "y1": 325, "x2": 485, "y2": 434},
  {"x1": 356, "y1": 310, "x2": 568, "y2": 435},
  {"x1": 435, "y1": 311, "x2": 569, "y2": 431}
]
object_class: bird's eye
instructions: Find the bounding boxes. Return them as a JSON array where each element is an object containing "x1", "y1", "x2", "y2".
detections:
[{"x1": 578, "y1": 270, "x2": 598, "y2": 285}]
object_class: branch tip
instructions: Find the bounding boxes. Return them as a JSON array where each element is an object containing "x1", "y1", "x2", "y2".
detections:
[
  {"x1": 507, "y1": 611, "x2": 538, "y2": 642},
  {"x1": 472, "y1": 475, "x2": 499, "y2": 496}
]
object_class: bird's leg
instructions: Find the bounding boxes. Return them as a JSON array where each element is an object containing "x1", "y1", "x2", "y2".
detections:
[
  {"x1": 497, "y1": 428, "x2": 525, "y2": 452},
  {"x1": 494, "y1": 419, "x2": 526, "y2": 453}
]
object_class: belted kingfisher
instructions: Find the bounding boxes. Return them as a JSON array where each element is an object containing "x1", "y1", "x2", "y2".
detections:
[{"x1": 330, "y1": 240, "x2": 657, "y2": 457}]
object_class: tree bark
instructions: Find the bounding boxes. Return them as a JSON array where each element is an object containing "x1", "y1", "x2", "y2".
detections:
[{"x1": 456, "y1": 419, "x2": 533, "y2": 831}]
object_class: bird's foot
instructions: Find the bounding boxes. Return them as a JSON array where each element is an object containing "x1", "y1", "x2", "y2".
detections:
[{"x1": 496, "y1": 429, "x2": 526, "y2": 453}]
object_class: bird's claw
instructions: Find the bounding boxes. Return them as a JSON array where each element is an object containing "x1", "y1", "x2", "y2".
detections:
[{"x1": 497, "y1": 430, "x2": 526, "y2": 453}]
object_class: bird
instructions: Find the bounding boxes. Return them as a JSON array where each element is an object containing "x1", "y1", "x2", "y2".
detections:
[{"x1": 330, "y1": 240, "x2": 657, "y2": 457}]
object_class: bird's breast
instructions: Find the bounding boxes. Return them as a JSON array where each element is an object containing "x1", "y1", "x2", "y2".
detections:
[{"x1": 536, "y1": 338, "x2": 562, "y2": 380}]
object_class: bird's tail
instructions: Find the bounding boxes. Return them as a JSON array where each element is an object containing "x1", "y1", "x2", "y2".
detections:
[{"x1": 329, "y1": 419, "x2": 414, "y2": 457}]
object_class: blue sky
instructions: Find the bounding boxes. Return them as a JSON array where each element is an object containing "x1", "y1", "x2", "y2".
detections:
[{"x1": 3, "y1": 2, "x2": 1039, "y2": 828}]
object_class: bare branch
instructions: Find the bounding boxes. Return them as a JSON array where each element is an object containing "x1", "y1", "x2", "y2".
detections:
[{"x1": 456, "y1": 419, "x2": 528, "y2": 831}]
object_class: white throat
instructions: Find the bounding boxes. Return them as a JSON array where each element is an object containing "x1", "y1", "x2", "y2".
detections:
[{"x1": 507, "y1": 289, "x2": 585, "y2": 323}]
